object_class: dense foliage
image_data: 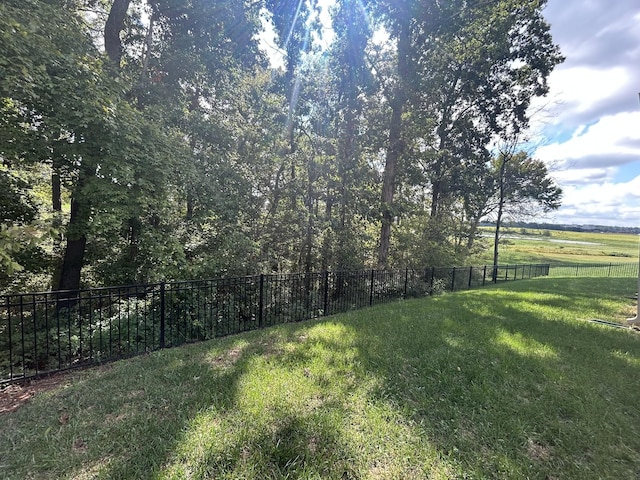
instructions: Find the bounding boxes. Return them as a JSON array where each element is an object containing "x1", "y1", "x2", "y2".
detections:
[{"x1": 0, "y1": 0, "x2": 563, "y2": 292}]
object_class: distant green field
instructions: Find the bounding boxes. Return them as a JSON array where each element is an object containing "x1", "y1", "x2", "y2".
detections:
[{"x1": 475, "y1": 227, "x2": 639, "y2": 265}]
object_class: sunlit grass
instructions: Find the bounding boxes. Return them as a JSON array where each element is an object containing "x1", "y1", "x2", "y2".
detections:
[
  {"x1": 1, "y1": 277, "x2": 638, "y2": 479},
  {"x1": 476, "y1": 227, "x2": 639, "y2": 264}
]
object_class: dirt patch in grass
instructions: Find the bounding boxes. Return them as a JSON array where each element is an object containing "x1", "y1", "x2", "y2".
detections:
[
  {"x1": 0, "y1": 364, "x2": 113, "y2": 415},
  {"x1": 527, "y1": 438, "x2": 552, "y2": 462},
  {"x1": 0, "y1": 373, "x2": 71, "y2": 414},
  {"x1": 211, "y1": 345, "x2": 245, "y2": 368}
]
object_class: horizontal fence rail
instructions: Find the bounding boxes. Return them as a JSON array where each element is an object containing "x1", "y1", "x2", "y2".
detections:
[
  {"x1": 549, "y1": 262, "x2": 639, "y2": 278},
  {"x1": 0, "y1": 264, "x2": 549, "y2": 384}
]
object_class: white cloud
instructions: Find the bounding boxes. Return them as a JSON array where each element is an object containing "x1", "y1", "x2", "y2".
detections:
[
  {"x1": 540, "y1": 67, "x2": 634, "y2": 128},
  {"x1": 533, "y1": 109, "x2": 640, "y2": 226},
  {"x1": 548, "y1": 175, "x2": 640, "y2": 227},
  {"x1": 535, "y1": 111, "x2": 640, "y2": 172},
  {"x1": 529, "y1": 1, "x2": 640, "y2": 226},
  {"x1": 551, "y1": 167, "x2": 615, "y2": 185}
]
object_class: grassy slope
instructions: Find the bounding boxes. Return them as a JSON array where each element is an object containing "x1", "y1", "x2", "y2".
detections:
[
  {"x1": 1, "y1": 278, "x2": 639, "y2": 479},
  {"x1": 476, "y1": 227, "x2": 639, "y2": 265}
]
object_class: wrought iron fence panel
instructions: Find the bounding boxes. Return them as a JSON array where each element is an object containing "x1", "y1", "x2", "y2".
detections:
[
  {"x1": 0, "y1": 285, "x2": 161, "y2": 383},
  {"x1": 549, "y1": 262, "x2": 638, "y2": 278},
  {"x1": 1, "y1": 263, "x2": 550, "y2": 384}
]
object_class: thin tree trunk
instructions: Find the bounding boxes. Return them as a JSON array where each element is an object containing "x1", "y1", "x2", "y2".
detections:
[
  {"x1": 492, "y1": 204, "x2": 503, "y2": 278},
  {"x1": 321, "y1": 193, "x2": 333, "y2": 272},
  {"x1": 126, "y1": 216, "x2": 141, "y2": 281},
  {"x1": 492, "y1": 156, "x2": 508, "y2": 279},
  {"x1": 303, "y1": 198, "x2": 314, "y2": 273},
  {"x1": 50, "y1": 158, "x2": 63, "y2": 290},
  {"x1": 430, "y1": 137, "x2": 445, "y2": 219},
  {"x1": 51, "y1": 162, "x2": 61, "y2": 213}
]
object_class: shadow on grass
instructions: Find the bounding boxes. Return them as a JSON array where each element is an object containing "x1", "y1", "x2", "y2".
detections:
[
  {"x1": 0, "y1": 340, "x2": 252, "y2": 478},
  {"x1": 329, "y1": 277, "x2": 640, "y2": 478},
  {"x1": 1, "y1": 278, "x2": 638, "y2": 479},
  {"x1": 0, "y1": 325, "x2": 367, "y2": 479}
]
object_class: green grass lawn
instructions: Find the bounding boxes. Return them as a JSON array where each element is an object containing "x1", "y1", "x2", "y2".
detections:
[
  {"x1": 1, "y1": 278, "x2": 639, "y2": 479},
  {"x1": 476, "y1": 227, "x2": 639, "y2": 265}
]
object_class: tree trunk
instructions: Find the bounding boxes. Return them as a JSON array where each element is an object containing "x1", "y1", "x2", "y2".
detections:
[
  {"x1": 430, "y1": 141, "x2": 445, "y2": 219},
  {"x1": 378, "y1": 97, "x2": 404, "y2": 269},
  {"x1": 302, "y1": 152, "x2": 316, "y2": 273},
  {"x1": 51, "y1": 163, "x2": 61, "y2": 212},
  {"x1": 104, "y1": 0, "x2": 132, "y2": 67},
  {"x1": 126, "y1": 216, "x2": 141, "y2": 281},
  {"x1": 492, "y1": 156, "x2": 508, "y2": 279},
  {"x1": 186, "y1": 192, "x2": 194, "y2": 220},
  {"x1": 50, "y1": 158, "x2": 64, "y2": 290},
  {"x1": 57, "y1": 188, "x2": 89, "y2": 292},
  {"x1": 377, "y1": 32, "x2": 409, "y2": 269},
  {"x1": 58, "y1": 237, "x2": 87, "y2": 292},
  {"x1": 321, "y1": 193, "x2": 333, "y2": 272}
]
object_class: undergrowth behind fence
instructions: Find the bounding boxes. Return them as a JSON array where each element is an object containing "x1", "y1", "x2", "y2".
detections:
[{"x1": 1, "y1": 264, "x2": 551, "y2": 383}]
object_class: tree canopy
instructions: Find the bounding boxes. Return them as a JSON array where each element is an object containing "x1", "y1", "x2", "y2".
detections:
[{"x1": 0, "y1": 0, "x2": 563, "y2": 292}]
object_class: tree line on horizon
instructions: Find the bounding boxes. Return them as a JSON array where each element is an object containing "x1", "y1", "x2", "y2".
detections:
[
  {"x1": 482, "y1": 222, "x2": 640, "y2": 235},
  {"x1": 0, "y1": 0, "x2": 563, "y2": 293}
]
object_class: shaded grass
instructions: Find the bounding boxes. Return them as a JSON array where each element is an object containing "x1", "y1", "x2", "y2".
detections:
[{"x1": 1, "y1": 278, "x2": 639, "y2": 479}]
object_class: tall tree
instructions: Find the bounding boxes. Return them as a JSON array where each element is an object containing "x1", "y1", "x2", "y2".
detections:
[
  {"x1": 326, "y1": 0, "x2": 375, "y2": 270},
  {"x1": 58, "y1": 0, "x2": 266, "y2": 287},
  {"x1": 0, "y1": 0, "x2": 128, "y2": 290},
  {"x1": 372, "y1": 0, "x2": 562, "y2": 268},
  {"x1": 491, "y1": 150, "x2": 562, "y2": 270}
]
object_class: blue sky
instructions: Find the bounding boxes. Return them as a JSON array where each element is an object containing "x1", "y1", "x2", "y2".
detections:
[{"x1": 533, "y1": 0, "x2": 640, "y2": 227}]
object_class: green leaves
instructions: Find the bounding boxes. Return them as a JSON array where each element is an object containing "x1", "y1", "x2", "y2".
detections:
[
  {"x1": 495, "y1": 151, "x2": 563, "y2": 215},
  {"x1": 0, "y1": 0, "x2": 565, "y2": 289}
]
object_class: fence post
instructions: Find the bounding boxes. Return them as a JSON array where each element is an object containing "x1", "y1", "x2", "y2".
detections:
[
  {"x1": 323, "y1": 271, "x2": 329, "y2": 316},
  {"x1": 369, "y1": 269, "x2": 375, "y2": 306},
  {"x1": 482, "y1": 265, "x2": 487, "y2": 286},
  {"x1": 159, "y1": 281, "x2": 166, "y2": 349},
  {"x1": 430, "y1": 267, "x2": 435, "y2": 295},
  {"x1": 451, "y1": 267, "x2": 456, "y2": 291},
  {"x1": 258, "y1": 274, "x2": 264, "y2": 328},
  {"x1": 403, "y1": 268, "x2": 408, "y2": 298},
  {"x1": 7, "y1": 296, "x2": 13, "y2": 380}
]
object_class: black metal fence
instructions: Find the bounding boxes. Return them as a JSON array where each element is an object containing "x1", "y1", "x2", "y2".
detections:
[
  {"x1": 549, "y1": 262, "x2": 639, "y2": 278},
  {"x1": 0, "y1": 264, "x2": 549, "y2": 384}
]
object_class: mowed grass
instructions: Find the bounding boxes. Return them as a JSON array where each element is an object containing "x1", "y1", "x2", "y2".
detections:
[
  {"x1": 1, "y1": 278, "x2": 639, "y2": 479},
  {"x1": 476, "y1": 227, "x2": 639, "y2": 265}
]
